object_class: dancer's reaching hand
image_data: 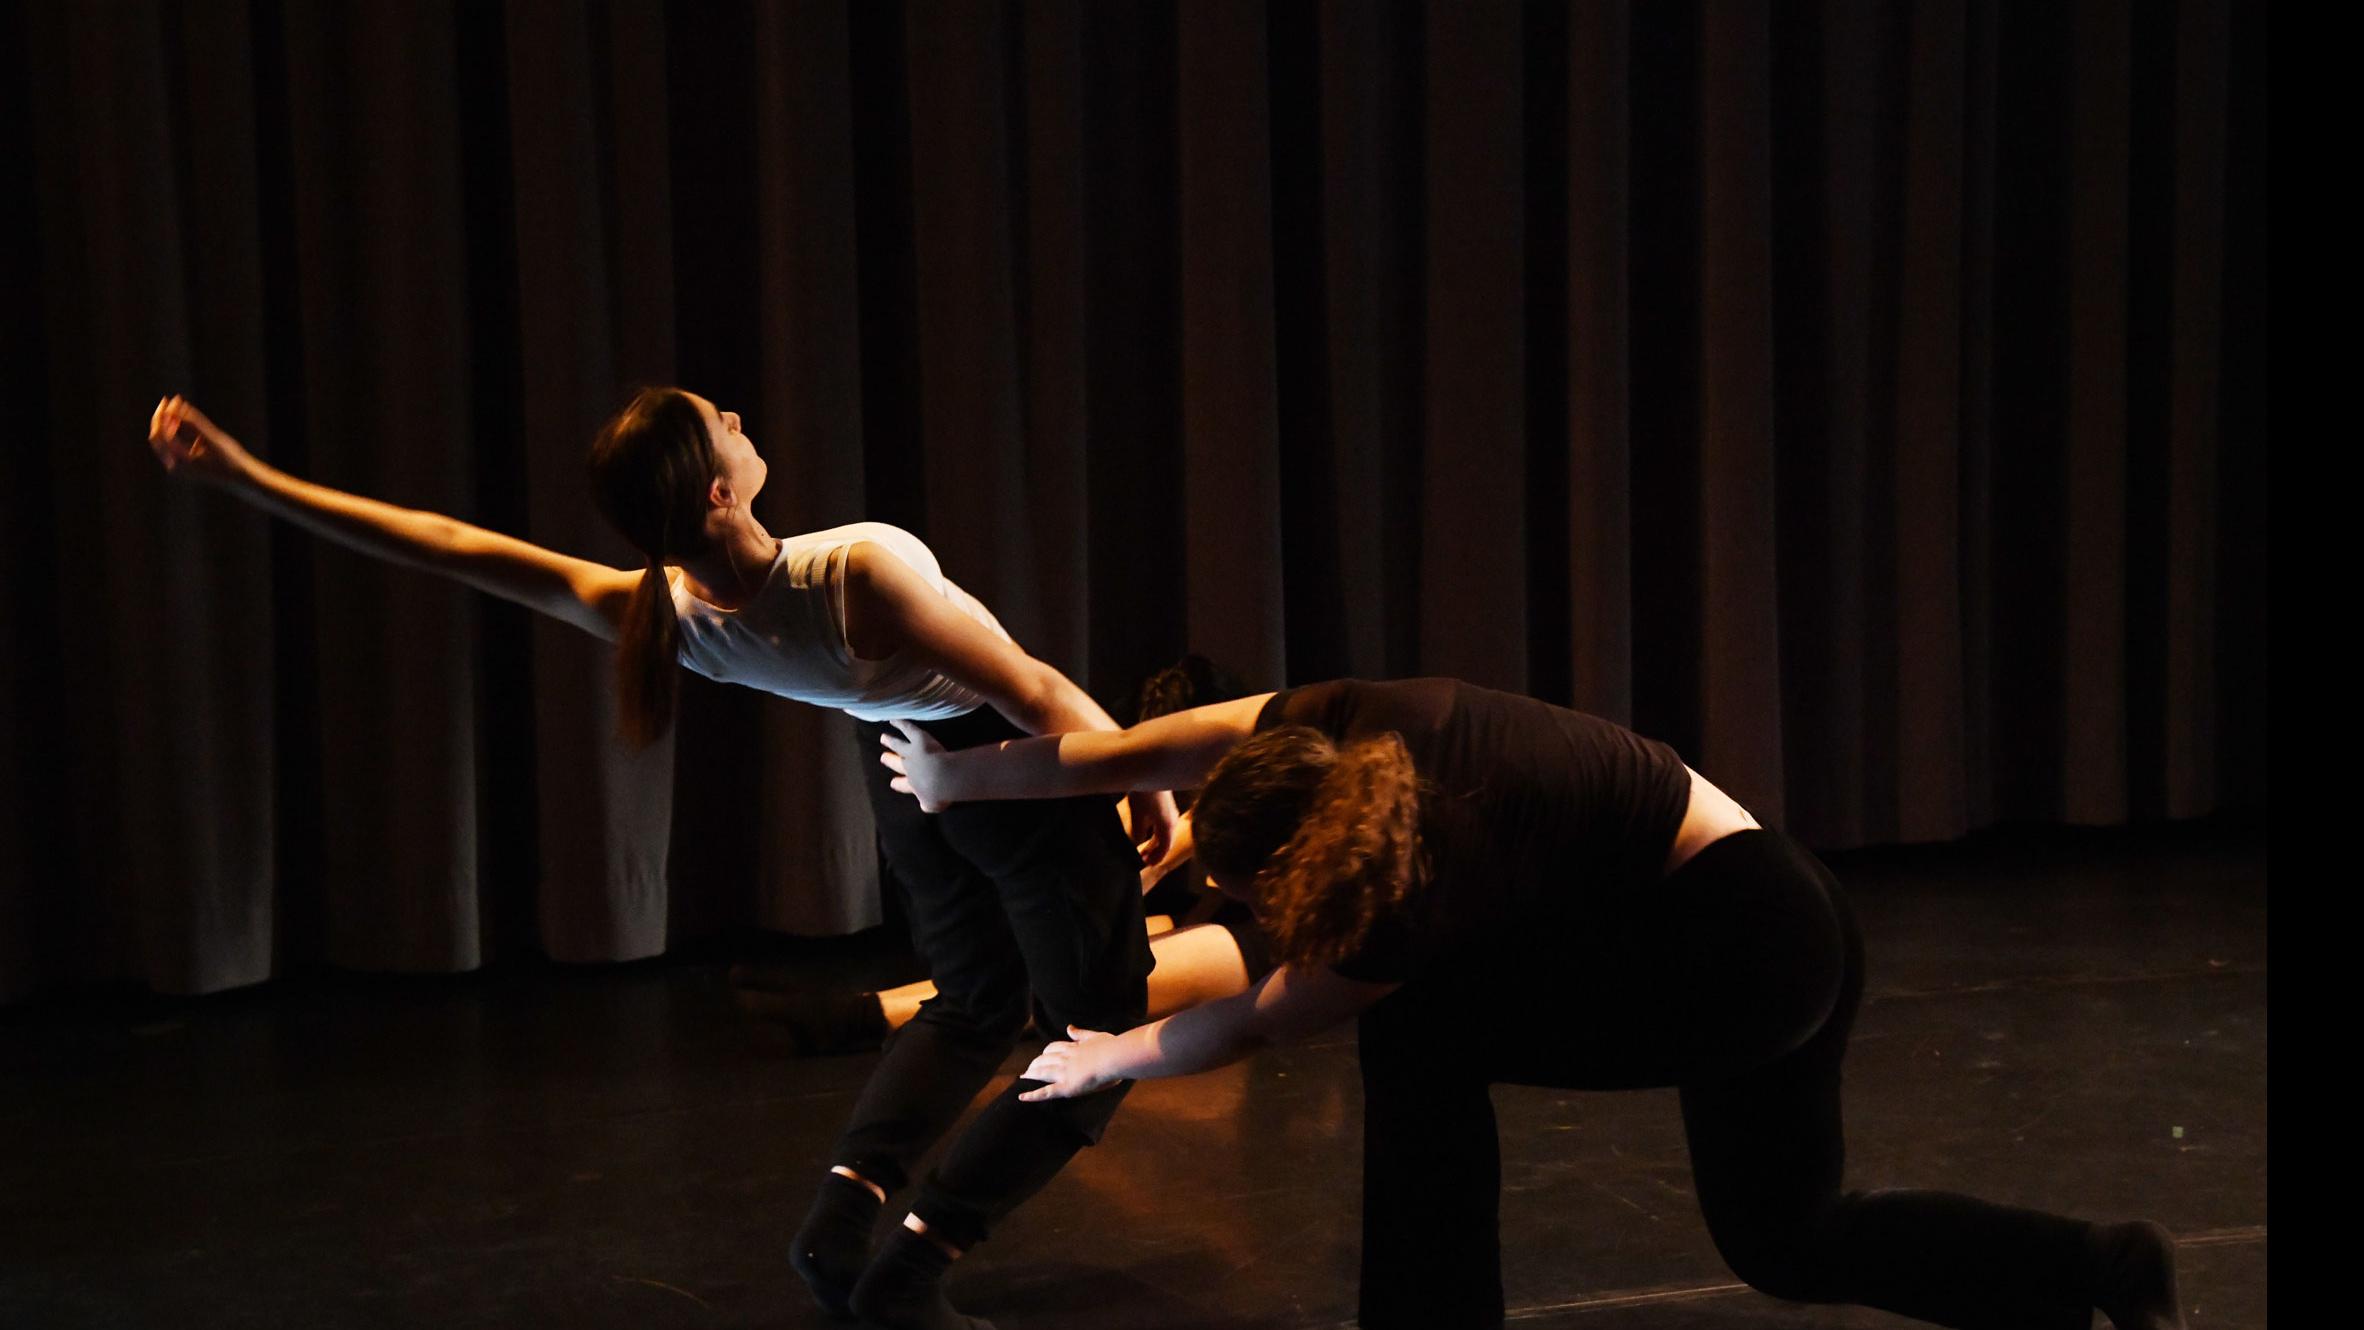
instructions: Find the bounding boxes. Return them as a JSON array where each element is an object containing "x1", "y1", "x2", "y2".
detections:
[
  {"x1": 1126, "y1": 789, "x2": 1179, "y2": 869},
  {"x1": 1139, "y1": 811, "x2": 1195, "y2": 895},
  {"x1": 1018, "y1": 1027, "x2": 1123, "y2": 1102},
  {"x1": 147, "y1": 396, "x2": 260, "y2": 488},
  {"x1": 879, "y1": 719, "x2": 956, "y2": 812}
]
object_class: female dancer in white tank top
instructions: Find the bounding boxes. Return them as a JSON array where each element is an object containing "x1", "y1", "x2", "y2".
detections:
[{"x1": 147, "y1": 389, "x2": 1168, "y2": 1330}]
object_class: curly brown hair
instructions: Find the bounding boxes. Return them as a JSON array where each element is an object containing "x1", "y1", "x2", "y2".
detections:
[{"x1": 1192, "y1": 725, "x2": 1425, "y2": 969}]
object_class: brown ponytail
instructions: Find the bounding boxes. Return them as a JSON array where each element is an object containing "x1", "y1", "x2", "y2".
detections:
[
  {"x1": 1193, "y1": 725, "x2": 1425, "y2": 969},
  {"x1": 614, "y1": 560, "x2": 681, "y2": 747},
  {"x1": 585, "y1": 387, "x2": 717, "y2": 747}
]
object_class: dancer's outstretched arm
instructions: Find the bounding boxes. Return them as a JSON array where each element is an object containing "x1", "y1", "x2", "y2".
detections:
[
  {"x1": 878, "y1": 693, "x2": 1274, "y2": 812},
  {"x1": 147, "y1": 396, "x2": 636, "y2": 640},
  {"x1": 1016, "y1": 962, "x2": 1399, "y2": 1101},
  {"x1": 842, "y1": 541, "x2": 1184, "y2": 860}
]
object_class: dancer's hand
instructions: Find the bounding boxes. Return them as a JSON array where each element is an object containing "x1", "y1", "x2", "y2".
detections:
[
  {"x1": 1127, "y1": 789, "x2": 1179, "y2": 868},
  {"x1": 880, "y1": 719, "x2": 956, "y2": 812},
  {"x1": 1138, "y1": 809, "x2": 1195, "y2": 894},
  {"x1": 1018, "y1": 1027, "x2": 1122, "y2": 1101},
  {"x1": 147, "y1": 396, "x2": 261, "y2": 488}
]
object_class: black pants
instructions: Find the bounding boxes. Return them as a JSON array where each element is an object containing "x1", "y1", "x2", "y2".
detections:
[
  {"x1": 834, "y1": 706, "x2": 1153, "y2": 1251},
  {"x1": 1357, "y1": 830, "x2": 2099, "y2": 1330}
]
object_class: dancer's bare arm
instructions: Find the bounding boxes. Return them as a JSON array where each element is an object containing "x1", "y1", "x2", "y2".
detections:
[
  {"x1": 878, "y1": 694, "x2": 1273, "y2": 812},
  {"x1": 1016, "y1": 964, "x2": 1399, "y2": 1100},
  {"x1": 147, "y1": 396, "x2": 637, "y2": 640},
  {"x1": 843, "y1": 540, "x2": 1188, "y2": 858}
]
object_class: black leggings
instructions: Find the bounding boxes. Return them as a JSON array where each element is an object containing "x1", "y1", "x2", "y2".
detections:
[
  {"x1": 834, "y1": 707, "x2": 1153, "y2": 1250},
  {"x1": 1357, "y1": 830, "x2": 2100, "y2": 1330}
]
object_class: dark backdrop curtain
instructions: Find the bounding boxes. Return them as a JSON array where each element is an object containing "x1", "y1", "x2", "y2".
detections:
[{"x1": 0, "y1": 0, "x2": 2269, "y2": 1001}]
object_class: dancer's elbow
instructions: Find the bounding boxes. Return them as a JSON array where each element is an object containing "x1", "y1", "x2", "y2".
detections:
[{"x1": 997, "y1": 660, "x2": 1073, "y2": 735}]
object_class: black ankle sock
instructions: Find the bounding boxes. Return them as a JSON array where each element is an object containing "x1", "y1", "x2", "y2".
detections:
[
  {"x1": 2089, "y1": 1221, "x2": 2185, "y2": 1330},
  {"x1": 791, "y1": 1172, "x2": 882, "y2": 1319},
  {"x1": 849, "y1": 1228, "x2": 996, "y2": 1330}
]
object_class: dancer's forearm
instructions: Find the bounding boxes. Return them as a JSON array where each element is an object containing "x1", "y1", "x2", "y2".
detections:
[
  {"x1": 1020, "y1": 959, "x2": 1400, "y2": 1102},
  {"x1": 1106, "y1": 990, "x2": 1270, "y2": 1081},
  {"x1": 240, "y1": 460, "x2": 486, "y2": 577},
  {"x1": 889, "y1": 696, "x2": 1271, "y2": 811},
  {"x1": 232, "y1": 461, "x2": 629, "y2": 636},
  {"x1": 931, "y1": 696, "x2": 1267, "y2": 805},
  {"x1": 928, "y1": 728, "x2": 1153, "y2": 804},
  {"x1": 151, "y1": 397, "x2": 620, "y2": 630},
  {"x1": 1015, "y1": 988, "x2": 1268, "y2": 1103}
]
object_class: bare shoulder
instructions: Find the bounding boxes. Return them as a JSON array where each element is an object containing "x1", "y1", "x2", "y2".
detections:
[
  {"x1": 836, "y1": 539, "x2": 933, "y2": 660},
  {"x1": 836, "y1": 537, "x2": 1027, "y2": 680},
  {"x1": 839, "y1": 538, "x2": 925, "y2": 598}
]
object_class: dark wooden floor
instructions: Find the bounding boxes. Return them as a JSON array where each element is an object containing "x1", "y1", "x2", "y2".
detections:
[{"x1": 0, "y1": 824, "x2": 2266, "y2": 1329}]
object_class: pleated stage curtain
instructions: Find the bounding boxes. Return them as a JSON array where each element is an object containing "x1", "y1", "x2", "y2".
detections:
[{"x1": 0, "y1": 0, "x2": 2269, "y2": 1000}]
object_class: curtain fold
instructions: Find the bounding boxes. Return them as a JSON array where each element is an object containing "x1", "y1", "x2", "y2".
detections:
[{"x1": 1, "y1": 0, "x2": 2268, "y2": 1001}]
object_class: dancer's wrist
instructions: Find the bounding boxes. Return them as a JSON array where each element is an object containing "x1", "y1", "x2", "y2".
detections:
[{"x1": 932, "y1": 747, "x2": 981, "y2": 806}]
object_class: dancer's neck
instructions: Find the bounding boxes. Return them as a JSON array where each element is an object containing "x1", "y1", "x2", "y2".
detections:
[{"x1": 678, "y1": 517, "x2": 779, "y2": 611}]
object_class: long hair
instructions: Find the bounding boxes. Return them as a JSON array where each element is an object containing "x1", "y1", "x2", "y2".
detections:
[
  {"x1": 1191, "y1": 724, "x2": 1425, "y2": 969},
  {"x1": 584, "y1": 386, "x2": 716, "y2": 747}
]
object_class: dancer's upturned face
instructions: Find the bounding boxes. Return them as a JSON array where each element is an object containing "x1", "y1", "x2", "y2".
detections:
[{"x1": 687, "y1": 392, "x2": 768, "y2": 512}]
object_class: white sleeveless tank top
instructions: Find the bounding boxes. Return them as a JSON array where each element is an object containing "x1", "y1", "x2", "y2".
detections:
[{"x1": 669, "y1": 521, "x2": 1012, "y2": 722}]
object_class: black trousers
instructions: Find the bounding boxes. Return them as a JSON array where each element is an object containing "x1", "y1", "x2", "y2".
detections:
[
  {"x1": 834, "y1": 706, "x2": 1153, "y2": 1251},
  {"x1": 1357, "y1": 830, "x2": 2099, "y2": 1330}
]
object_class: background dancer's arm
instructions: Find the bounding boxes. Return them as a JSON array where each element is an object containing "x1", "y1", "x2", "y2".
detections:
[
  {"x1": 1017, "y1": 964, "x2": 1399, "y2": 1101},
  {"x1": 148, "y1": 396, "x2": 636, "y2": 640}
]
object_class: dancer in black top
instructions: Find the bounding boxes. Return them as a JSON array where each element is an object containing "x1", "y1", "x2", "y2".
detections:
[{"x1": 882, "y1": 677, "x2": 2187, "y2": 1330}]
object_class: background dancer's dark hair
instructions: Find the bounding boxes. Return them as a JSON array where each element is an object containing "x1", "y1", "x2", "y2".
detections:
[
  {"x1": 1192, "y1": 726, "x2": 1424, "y2": 969},
  {"x1": 1131, "y1": 652, "x2": 1248, "y2": 728},
  {"x1": 585, "y1": 386, "x2": 717, "y2": 746}
]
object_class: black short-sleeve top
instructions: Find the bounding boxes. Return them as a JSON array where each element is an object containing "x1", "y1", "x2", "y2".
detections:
[{"x1": 1252, "y1": 678, "x2": 1693, "y2": 983}]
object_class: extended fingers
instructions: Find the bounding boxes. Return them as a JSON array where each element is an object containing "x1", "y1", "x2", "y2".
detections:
[{"x1": 148, "y1": 398, "x2": 186, "y2": 468}]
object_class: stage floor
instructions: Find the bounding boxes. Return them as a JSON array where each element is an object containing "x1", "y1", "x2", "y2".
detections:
[{"x1": 1, "y1": 824, "x2": 2266, "y2": 1329}]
